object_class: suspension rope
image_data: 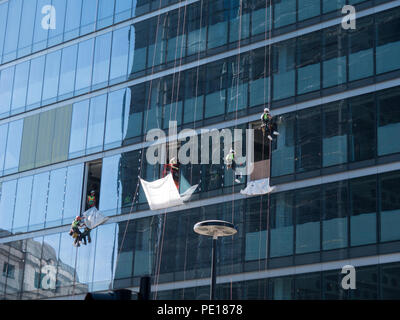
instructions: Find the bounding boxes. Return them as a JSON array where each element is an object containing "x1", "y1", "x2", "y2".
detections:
[
  {"x1": 263, "y1": 0, "x2": 273, "y2": 299},
  {"x1": 228, "y1": 0, "x2": 245, "y2": 300},
  {"x1": 111, "y1": 0, "x2": 165, "y2": 290},
  {"x1": 183, "y1": 0, "x2": 204, "y2": 299},
  {"x1": 153, "y1": 0, "x2": 190, "y2": 300}
]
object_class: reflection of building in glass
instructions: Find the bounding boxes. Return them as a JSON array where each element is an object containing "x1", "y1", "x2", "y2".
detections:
[
  {"x1": 0, "y1": 0, "x2": 400, "y2": 299},
  {"x1": 0, "y1": 231, "x2": 87, "y2": 299}
]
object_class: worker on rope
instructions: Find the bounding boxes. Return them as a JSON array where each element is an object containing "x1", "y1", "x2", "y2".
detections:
[
  {"x1": 225, "y1": 148, "x2": 242, "y2": 184},
  {"x1": 69, "y1": 216, "x2": 84, "y2": 247},
  {"x1": 77, "y1": 190, "x2": 98, "y2": 245},
  {"x1": 164, "y1": 157, "x2": 180, "y2": 190},
  {"x1": 261, "y1": 108, "x2": 279, "y2": 141},
  {"x1": 87, "y1": 190, "x2": 97, "y2": 209},
  {"x1": 80, "y1": 223, "x2": 92, "y2": 245}
]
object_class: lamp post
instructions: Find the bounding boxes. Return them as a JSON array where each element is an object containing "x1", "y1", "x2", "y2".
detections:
[{"x1": 193, "y1": 220, "x2": 237, "y2": 300}]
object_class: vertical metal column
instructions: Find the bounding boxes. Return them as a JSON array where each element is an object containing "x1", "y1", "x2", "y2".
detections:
[{"x1": 210, "y1": 236, "x2": 218, "y2": 300}]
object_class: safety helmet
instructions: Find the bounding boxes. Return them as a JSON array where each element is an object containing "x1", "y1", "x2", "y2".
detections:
[
  {"x1": 170, "y1": 157, "x2": 177, "y2": 164},
  {"x1": 230, "y1": 148, "x2": 235, "y2": 153},
  {"x1": 90, "y1": 190, "x2": 95, "y2": 194},
  {"x1": 264, "y1": 108, "x2": 270, "y2": 113}
]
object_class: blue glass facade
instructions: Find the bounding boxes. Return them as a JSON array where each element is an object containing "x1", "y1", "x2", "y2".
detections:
[{"x1": 0, "y1": 0, "x2": 400, "y2": 300}]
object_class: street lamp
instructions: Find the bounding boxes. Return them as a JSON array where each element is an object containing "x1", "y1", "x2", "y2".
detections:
[{"x1": 193, "y1": 220, "x2": 237, "y2": 300}]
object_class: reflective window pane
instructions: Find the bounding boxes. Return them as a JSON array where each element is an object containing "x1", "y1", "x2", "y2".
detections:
[
  {"x1": 28, "y1": 172, "x2": 50, "y2": 231},
  {"x1": 26, "y1": 56, "x2": 45, "y2": 110},
  {"x1": 46, "y1": 168, "x2": 67, "y2": 228},
  {"x1": 13, "y1": 176, "x2": 33, "y2": 234},
  {"x1": 69, "y1": 100, "x2": 89, "y2": 158},
  {"x1": 274, "y1": 0, "x2": 296, "y2": 29},
  {"x1": 80, "y1": 0, "x2": 97, "y2": 35},
  {"x1": 18, "y1": 0, "x2": 37, "y2": 57},
  {"x1": 115, "y1": 0, "x2": 133, "y2": 23},
  {"x1": 110, "y1": 27, "x2": 130, "y2": 83},
  {"x1": 298, "y1": 0, "x2": 320, "y2": 21},
  {"x1": 42, "y1": 50, "x2": 62, "y2": 104},
  {"x1": 48, "y1": 0, "x2": 67, "y2": 46},
  {"x1": 75, "y1": 39, "x2": 94, "y2": 94},
  {"x1": 0, "y1": 124, "x2": 7, "y2": 174},
  {"x1": 59, "y1": 45, "x2": 78, "y2": 99},
  {"x1": 0, "y1": 2, "x2": 8, "y2": 63},
  {"x1": 64, "y1": 0, "x2": 82, "y2": 41},
  {"x1": 86, "y1": 94, "x2": 107, "y2": 154},
  {"x1": 124, "y1": 86, "x2": 144, "y2": 140},
  {"x1": 63, "y1": 164, "x2": 84, "y2": 224},
  {"x1": 100, "y1": 154, "x2": 122, "y2": 215},
  {"x1": 92, "y1": 33, "x2": 112, "y2": 89},
  {"x1": 32, "y1": 0, "x2": 49, "y2": 52},
  {"x1": 11, "y1": 61, "x2": 29, "y2": 114},
  {"x1": 97, "y1": 0, "x2": 115, "y2": 30},
  {"x1": 105, "y1": 89, "x2": 129, "y2": 149},
  {"x1": 4, "y1": 120, "x2": 23, "y2": 175},
  {"x1": 0, "y1": 67, "x2": 15, "y2": 118},
  {"x1": 0, "y1": 180, "x2": 17, "y2": 237},
  {"x1": 58, "y1": 233, "x2": 77, "y2": 292},
  {"x1": 3, "y1": 0, "x2": 22, "y2": 62},
  {"x1": 92, "y1": 224, "x2": 117, "y2": 291}
]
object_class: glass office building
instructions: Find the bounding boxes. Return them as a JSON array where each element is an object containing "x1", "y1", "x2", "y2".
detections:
[{"x1": 0, "y1": 0, "x2": 400, "y2": 300}]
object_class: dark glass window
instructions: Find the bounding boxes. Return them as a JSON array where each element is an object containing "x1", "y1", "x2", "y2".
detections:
[
  {"x1": 381, "y1": 263, "x2": 400, "y2": 299},
  {"x1": 295, "y1": 187, "x2": 321, "y2": 254},
  {"x1": 349, "y1": 266, "x2": 378, "y2": 300},
  {"x1": 297, "y1": 32, "x2": 322, "y2": 94},
  {"x1": 296, "y1": 108, "x2": 322, "y2": 172},
  {"x1": 348, "y1": 94, "x2": 376, "y2": 162},
  {"x1": 269, "y1": 276, "x2": 293, "y2": 300},
  {"x1": 349, "y1": 176, "x2": 377, "y2": 246},
  {"x1": 322, "y1": 26, "x2": 347, "y2": 88},
  {"x1": 322, "y1": 270, "x2": 348, "y2": 300},
  {"x1": 322, "y1": 182, "x2": 348, "y2": 250},
  {"x1": 270, "y1": 192, "x2": 294, "y2": 257},
  {"x1": 272, "y1": 39, "x2": 295, "y2": 100},
  {"x1": 245, "y1": 197, "x2": 267, "y2": 261},
  {"x1": 295, "y1": 273, "x2": 321, "y2": 299},
  {"x1": 271, "y1": 113, "x2": 295, "y2": 177},
  {"x1": 348, "y1": 16, "x2": 374, "y2": 81},
  {"x1": 377, "y1": 88, "x2": 400, "y2": 156},
  {"x1": 322, "y1": 101, "x2": 348, "y2": 167},
  {"x1": 380, "y1": 172, "x2": 400, "y2": 242}
]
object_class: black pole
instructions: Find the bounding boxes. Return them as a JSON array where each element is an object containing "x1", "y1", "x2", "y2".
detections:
[
  {"x1": 139, "y1": 276, "x2": 151, "y2": 300},
  {"x1": 210, "y1": 236, "x2": 217, "y2": 300}
]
